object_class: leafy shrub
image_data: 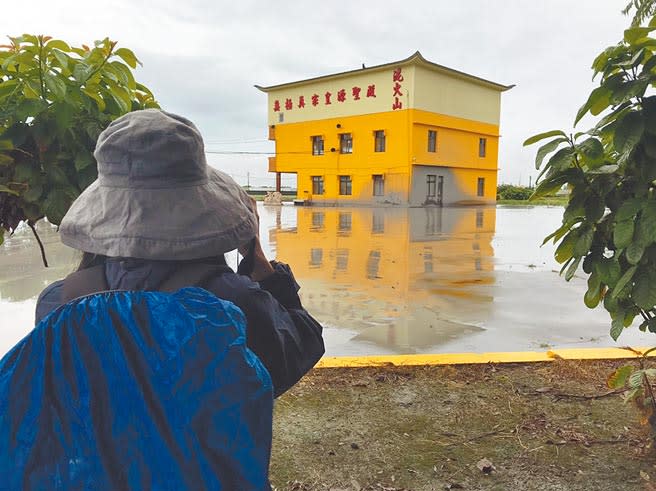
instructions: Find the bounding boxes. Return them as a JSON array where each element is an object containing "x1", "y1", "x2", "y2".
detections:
[
  {"x1": 497, "y1": 184, "x2": 533, "y2": 201},
  {"x1": 0, "y1": 35, "x2": 158, "y2": 264}
]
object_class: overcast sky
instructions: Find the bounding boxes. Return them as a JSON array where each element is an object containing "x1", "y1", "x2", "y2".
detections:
[{"x1": 3, "y1": 0, "x2": 632, "y2": 187}]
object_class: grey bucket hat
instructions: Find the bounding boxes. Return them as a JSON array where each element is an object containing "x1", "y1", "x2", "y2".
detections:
[{"x1": 59, "y1": 109, "x2": 259, "y2": 260}]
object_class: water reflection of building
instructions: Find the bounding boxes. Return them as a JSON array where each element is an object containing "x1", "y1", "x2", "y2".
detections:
[{"x1": 272, "y1": 206, "x2": 496, "y2": 353}]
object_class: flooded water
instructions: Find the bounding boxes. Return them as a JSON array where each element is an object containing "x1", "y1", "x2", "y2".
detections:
[{"x1": 0, "y1": 204, "x2": 653, "y2": 357}]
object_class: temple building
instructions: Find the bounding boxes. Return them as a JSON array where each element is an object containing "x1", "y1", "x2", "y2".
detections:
[{"x1": 256, "y1": 51, "x2": 512, "y2": 206}]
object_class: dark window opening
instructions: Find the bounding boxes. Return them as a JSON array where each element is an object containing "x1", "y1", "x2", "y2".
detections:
[
  {"x1": 373, "y1": 175, "x2": 384, "y2": 196},
  {"x1": 312, "y1": 176, "x2": 324, "y2": 195},
  {"x1": 374, "y1": 130, "x2": 386, "y2": 152},
  {"x1": 479, "y1": 138, "x2": 487, "y2": 157},
  {"x1": 340, "y1": 133, "x2": 353, "y2": 154},
  {"x1": 339, "y1": 175, "x2": 352, "y2": 195},
  {"x1": 428, "y1": 130, "x2": 437, "y2": 152},
  {"x1": 312, "y1": 136, "x2": 324, "y2": 155}
]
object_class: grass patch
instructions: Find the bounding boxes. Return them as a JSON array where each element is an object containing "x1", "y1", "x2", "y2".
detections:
[
  {"x1": 271, "y1": 360, "x2": 653, "y2": 491},
  {"x1": 498, "y1": 196, "x2": 568, "y2": 206}
]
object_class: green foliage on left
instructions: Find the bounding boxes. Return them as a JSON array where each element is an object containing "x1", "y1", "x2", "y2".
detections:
[{"x1": 0, "y1": 34, "x2": 158, "y2": 262}]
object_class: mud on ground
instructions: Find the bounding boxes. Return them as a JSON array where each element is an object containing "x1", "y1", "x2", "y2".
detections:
[{"x1": 270, "y1": 360, "x2": 656, "y2": 491}]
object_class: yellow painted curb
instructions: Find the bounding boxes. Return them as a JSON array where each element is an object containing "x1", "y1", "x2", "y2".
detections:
[{"x1": 316, "y1": 347, "x2": 656, "y2": 368}]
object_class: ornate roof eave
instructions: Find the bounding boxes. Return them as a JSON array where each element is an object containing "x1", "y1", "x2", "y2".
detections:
[{"x1": 255, "y1": 51, "x2": 514, "y2": 93}]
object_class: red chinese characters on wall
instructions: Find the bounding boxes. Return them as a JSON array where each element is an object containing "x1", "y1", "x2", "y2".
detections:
[
  {"x1": 392, "y1": 67, "x2": 403, "y2": 110},
  {"x1": 271, "y1": 79, "x2": 380, "y2": 112}
]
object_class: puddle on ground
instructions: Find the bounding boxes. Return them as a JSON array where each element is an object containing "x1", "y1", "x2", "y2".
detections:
[{"x1": 0, "y1": 204, "x2": 653, "y2": 357}]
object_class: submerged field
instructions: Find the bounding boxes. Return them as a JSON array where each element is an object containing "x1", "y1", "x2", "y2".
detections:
[{"x1": 271, "y1": 360, "x2": 655, "y2": 491}]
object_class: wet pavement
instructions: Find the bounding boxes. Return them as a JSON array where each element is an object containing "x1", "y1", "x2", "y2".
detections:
[{"x1": 0, "y1": 204, "x2": 652, "y2": 358}]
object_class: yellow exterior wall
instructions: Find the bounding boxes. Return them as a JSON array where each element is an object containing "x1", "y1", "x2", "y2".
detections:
[{"x1": 273, "y1": 111, "x2": 412, "y2": 204}]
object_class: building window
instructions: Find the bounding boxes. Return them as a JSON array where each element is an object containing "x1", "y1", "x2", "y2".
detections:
[
  {"x1": 338, "y1": 212, "x2": 352, "y2": 233},
  {"x1": 339, "y1": 175, "x2": 352, "y2": 195},
  {"x1": 427, "y1": 174, "x2": 436, "y2": 198},
  {"x1": 336, "y1": 249, "x2": 349, "y2": 271},
  {"x1": 312, "y1": 176, "x2": 324, "y2": 195},
  {"x1": 339, "y1": 133, "x2": 353, "y2": 154},
  {"x1": 476, "y1": 210, "x2": 484, "y2": 229},
  {"x1": 312, "y1": 136, "x2": 324, "y2": 155},
  {"x1": 477, "y1": 177, "x2": 485, "y2": 197},
  {"x1": 374, "y1": 130, "x2": 386, "y2": 152},
  {"x1": 366, "y1": 250, "x2": 381, "y2": 279},
  {"x1": 479, "y1": 137, "x2": 487, "y2": 157},
  {"x1": 311, "y1": 212, "x2": 325, "y2": 230},
  {"x1": 310, "y1": 248, "x2": 323, "y2": 267},
  {"x1": 373, "y1": 175, "x2": 384, "y2": 196},
  {"x1": 428, "y1": 130, "x2": 437, "y2": 152},
  {"x1": 372, "y1": 211, "x2": 385, "y2": 234},
  {"x1": 278, "y1": 113, "x2": 284, "y2": 123}
]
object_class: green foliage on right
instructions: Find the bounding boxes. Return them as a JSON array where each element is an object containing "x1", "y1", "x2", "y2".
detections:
[
  {"x1": 0, "y1": 34, "x2": 158, "y2": 263},
  {"x1": 525, "y1": 17, "x2": 656, "y2": 341}
]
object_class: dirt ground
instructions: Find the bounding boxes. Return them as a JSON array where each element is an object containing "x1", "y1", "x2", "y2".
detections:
[{"x1": 270, "y1": 359, "x2": 656, "y2": 491}]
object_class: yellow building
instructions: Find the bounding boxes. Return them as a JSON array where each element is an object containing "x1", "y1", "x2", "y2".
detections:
[{"x1": 256, "y1": 51, "x2": 512, "y2": 206}]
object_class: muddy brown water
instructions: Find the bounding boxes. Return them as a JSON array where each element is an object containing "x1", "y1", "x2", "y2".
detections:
[{"x1": 0, "y1": 204, "x2": 652, "y2": 358}]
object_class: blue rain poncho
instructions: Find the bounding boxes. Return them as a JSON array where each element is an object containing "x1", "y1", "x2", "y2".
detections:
[{"x1": 0, "y1": 287, "x2": 273, "y2": 490}]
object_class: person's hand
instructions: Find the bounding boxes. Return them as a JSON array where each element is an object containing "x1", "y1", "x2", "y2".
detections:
[{"x1": 238, "y1": 197, "x2": 274, "y2": 281}]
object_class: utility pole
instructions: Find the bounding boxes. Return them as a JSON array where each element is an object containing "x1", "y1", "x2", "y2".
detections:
[{"x1": 247, "y1": 172, "x2": 250, "y2": 190}]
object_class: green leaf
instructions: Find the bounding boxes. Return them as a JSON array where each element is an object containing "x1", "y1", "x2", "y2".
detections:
[
  {"x1": 534, "y1": 138, "x2": 568, "y2": 170},
  {"x1": 45, "y1": 39, "x2": 71, "y2": 52},
  {"x1": 22, "y1": 182, "x2": 43, "y2": 203},
  {"x1": 576, "y1": 138, "x2": 605, "y2": 165},
  {"x1": 538, "y1": 147, "x2": 575, "y2": 182},
  {"x1": 616, "y1": 198, "x2": 644, "y2": 221},
  {"x1": 596, "y1": 257, "x2": 622, "y2": 285},
  {"x1": 626, "y1": 241, "x2": 645, "y2": 265},
  {"x1": 575, "y1": 86, "x2": 611, "y2": 125},
  {"x1": 607, "y1": 365, "x2": 633, "y2": 389},
  {"x1": 588, "y1": 164, "x2": 619, "y2": 174},
  {"x1": 114, "y1": 48, "x2": 140, "y2": 69},
  {"x1": 555, "y1": 229, "x2": 579, "y2": 264},
  {"x1": 614, "y1": 219, "x2": 635, "y2": 249},
  {"x1": 584, "y1": 274, "x2": 603, "y2": 308},
  {"x1": 44, "y1": 73, "x2": 66, "y2": 99},
  {"x1": 524, "y1": 130, "x2": 568, "y2": 147},
  {"x1": 0, "y1": 185, "x2": 19, "y2": 196},
  {"x1": 573, "y1": 226, "x2": 594, "y2": 257},
  {"x1": 633, "y1": 271, "x2": 656, "y2": 309},
  {"x1": 74, "y1": 152, "x2": 94, "y2": 171},
  {"x1": 0, "y1": 79, "x2": 19, "y2": 99},
  {"x1": 0, "y1": 154, "x2": 13, "y2": 166},
  {"x1": 625, "y1": 27, "x2": 656, "y2": 44},
  {"x1": 638, "y1": 201, "x2": 656, "y2": 243},
  {"x1": 628, "y1": 370, "x2": 648, "y2": 389},
  {"x1": 564, "y1": 256, "x2": 582, "y2": 281},
  {"x1": 611, "y1": 315, "x2": 625, "y2": 341},
  {"x1": 15, "y1": 98, "x2": 48, "y2": 121},
  {"x1": 614, "y1": 111, "x2": 644, "y2": 155},
  {"x1": 610, "y1": 265, "x2": 638, "y2": 299}
]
